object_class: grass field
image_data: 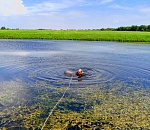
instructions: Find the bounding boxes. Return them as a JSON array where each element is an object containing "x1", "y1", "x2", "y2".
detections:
[{"x1": 0, "y1": 30, "x2": 150, "y2": 42}]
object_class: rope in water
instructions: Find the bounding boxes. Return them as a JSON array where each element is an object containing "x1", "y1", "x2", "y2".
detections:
[{"x1": 41, "y1": 75, "x2": 73, "y2": 130}]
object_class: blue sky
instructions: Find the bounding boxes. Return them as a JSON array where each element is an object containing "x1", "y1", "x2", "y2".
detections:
[{"x1": 0, "y1": 0, "x2": 150, "y2": 29}]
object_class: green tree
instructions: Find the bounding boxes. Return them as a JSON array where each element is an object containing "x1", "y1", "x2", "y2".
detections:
[
  {"x1": 1, "y1": 26, "x2": 6, "y2": 30},
  {"x1": 147, "y1": 25, "x2": 150, "y2": 31},
  {"x1": 131, "y1": 25, "x2": 138, "y2": 31},
  {"x1": 139, "y1": 25, "x2": 147, "y2": 31}
]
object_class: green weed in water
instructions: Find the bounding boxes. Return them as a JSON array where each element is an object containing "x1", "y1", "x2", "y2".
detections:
[{"x1": 0, "y1": 79, "x2": 149, "y2": 129}]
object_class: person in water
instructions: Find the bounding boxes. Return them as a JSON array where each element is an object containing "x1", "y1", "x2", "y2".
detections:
[
  {"x1": 76, "y1": 69, "x2": 83, "y2": 78},
  {"x1": 64, "y1": 69, "x2": 84, "y2": 78}
]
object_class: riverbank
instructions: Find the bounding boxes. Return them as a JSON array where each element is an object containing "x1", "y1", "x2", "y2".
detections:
[{"x1": 0, "y1": 30, "x2": 150, "y2": 42}]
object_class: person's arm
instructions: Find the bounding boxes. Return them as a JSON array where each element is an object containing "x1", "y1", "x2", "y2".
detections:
[{"x1": 64, "y1": 70, "x2": 76, "y2": 76}]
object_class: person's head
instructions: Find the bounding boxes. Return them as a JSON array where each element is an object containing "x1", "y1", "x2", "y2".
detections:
[{"x1": 77, "y1": 69, "x2": 83, "y2": 75}]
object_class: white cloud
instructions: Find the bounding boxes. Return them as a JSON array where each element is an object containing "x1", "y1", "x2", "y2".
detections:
[
  {"x1": 0, "y1": 0, "x2": 26, "y2": 16},
  {"x1": 66, "y1": 11, "x2": 87, "y2": 18},
  {"x1": 109, "y1": 4, "x2": 131, "y2": 10},
  {"x1": 1, "y1": 0, "x2": 149, "y2": 29},
  {"x1": 25, "y1": 0, "x2": 115, "y2": 15},
  {"x1": 26, "y1": 0, "x2": 84, "y2": 15},
  {"x1": 139, "y1": 7, "x2": 150, "y2": 13},
  {"x1": 100, "y1": 0, "x2": 114, "y2": 4},
  {"x1": 26, "y1": 1, "x2": 67, "y2": 14}
]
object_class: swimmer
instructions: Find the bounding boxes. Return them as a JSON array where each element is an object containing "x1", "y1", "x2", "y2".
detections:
[
  {"x1": 76, "y1": 69, "x2": 83, "y2": 78},
  {"x1": 64, "y1": 69, "x2": 84, "y2": 78}
]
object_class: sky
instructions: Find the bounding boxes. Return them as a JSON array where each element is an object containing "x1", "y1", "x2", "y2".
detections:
[{"x1": 0, "y1": 0, "x2": 150, "y2": 29}]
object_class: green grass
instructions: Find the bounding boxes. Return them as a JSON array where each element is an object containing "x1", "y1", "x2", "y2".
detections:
[{"x1": 0, "y1": 30, "x2": 150, "y2": 42}]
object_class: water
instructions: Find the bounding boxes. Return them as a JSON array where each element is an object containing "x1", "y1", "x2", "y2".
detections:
[
  {"x1": 1, "y1": 40, "x2": 150, "y2": 83},
  {"x1": 0, "y1": 40, "x2": 150, "y2": 129}
]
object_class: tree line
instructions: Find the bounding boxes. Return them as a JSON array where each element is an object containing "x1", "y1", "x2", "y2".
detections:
[
  {"x1": 0, "y1": 26, "x2": 19, "y2": 30},
  {"x1": 116, "y1": 25, "x2": 150, "y2": 31},
  {"x1": 1, "y1": 25, "x2": 150, "y2": 31},
  {"x1": 99, "y1": 25, "x2": 150, "y2": 31}
]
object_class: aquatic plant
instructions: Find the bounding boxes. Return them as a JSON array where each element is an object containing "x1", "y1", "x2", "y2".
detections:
[{"x1": 0, "y1": 79, "x2": 149, "y2": 129}]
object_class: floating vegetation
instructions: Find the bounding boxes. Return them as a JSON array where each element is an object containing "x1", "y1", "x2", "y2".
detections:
[{"x1": 0, "y1": 79, "x2": 149, "y2": 129}]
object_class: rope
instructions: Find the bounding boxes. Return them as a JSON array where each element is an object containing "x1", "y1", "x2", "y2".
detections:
[{"x1": 41, "y1": 76, "x2": 73, "y2": 130}]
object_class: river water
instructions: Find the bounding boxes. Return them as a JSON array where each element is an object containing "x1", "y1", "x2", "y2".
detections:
[{"x1": 0, "y1": 40, "x2": 150, "y2": 129}]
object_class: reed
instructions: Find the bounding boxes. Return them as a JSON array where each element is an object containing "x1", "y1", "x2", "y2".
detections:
[{"x1": 0, "y1": 30, "x2": 150, "y2": 42}]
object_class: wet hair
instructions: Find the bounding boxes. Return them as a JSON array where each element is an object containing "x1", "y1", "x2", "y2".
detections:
[{"x1": 78, "y1": 69, "x2": 82, "y2": 72}]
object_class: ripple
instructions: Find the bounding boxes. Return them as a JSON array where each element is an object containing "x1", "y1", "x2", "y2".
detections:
[
  {"x1": 0, "y1": 40, "x2": 150, "y2": 86},
  {"x1": 1, "y1": 57, "x2": 150, "y2": 87},
  {"x1": 30, "y1": 60, "x2": 150, "y2": 86},
  {"x1": 32, "y1": 66, "x2": 115, "y2": 85}
]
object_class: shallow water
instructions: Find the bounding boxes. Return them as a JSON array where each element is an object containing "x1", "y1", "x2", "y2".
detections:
[{"x1": 0, "y1": 40, "x2": 150, "y2": 129}]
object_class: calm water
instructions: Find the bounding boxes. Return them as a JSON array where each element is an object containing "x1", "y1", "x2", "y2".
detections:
[
  {"x1": 0, "y1": 40, "x2": 150, "y2": 129},
  {"x1": 0, "y1": 40, "x2": 150, "y2": 83}
]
